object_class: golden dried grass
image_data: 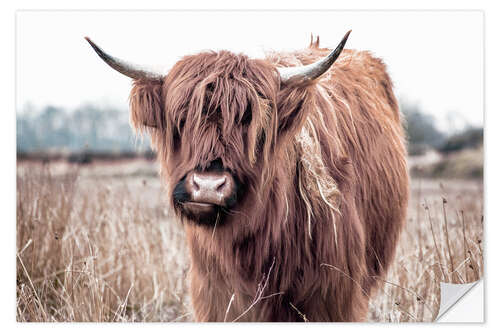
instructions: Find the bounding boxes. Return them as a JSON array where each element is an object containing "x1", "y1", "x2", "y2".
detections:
[{"x1": 16, "y1": 161, "x2": 483, "y2": 322}]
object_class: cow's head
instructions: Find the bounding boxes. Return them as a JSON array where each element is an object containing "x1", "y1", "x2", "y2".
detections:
[{"x1": 85, "y1": 32, "x2": 350, "y2": 226}]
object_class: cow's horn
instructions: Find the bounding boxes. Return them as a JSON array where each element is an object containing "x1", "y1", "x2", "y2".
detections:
[
  {"x1": 85, "y1": 37, "x2": 164, "y2": 81},
  {"x1": 278, "y1": 30, "x2": 351, "y2": 85}
]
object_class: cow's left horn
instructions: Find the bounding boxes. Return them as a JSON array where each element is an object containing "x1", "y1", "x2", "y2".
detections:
[
  {"x1": 85, "y1": 37, "x2": 164, "y2": 81},
  {"x1": 278, "y1": 30, "x2": 351, "y2": 85}
]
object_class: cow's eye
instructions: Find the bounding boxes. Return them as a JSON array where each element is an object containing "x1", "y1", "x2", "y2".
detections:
[
  {"x1": 240, "y1": 104, "x2": 252, "y2": 125},
  {"x1": 173, "y1": 129, "x2": 181, "y2": 150},
  {"x1": 173, "y1": 119, "x2": 185, "y2": 150},
  {"x1": 178, "y1": 119, "x2": 185, "y2": 131}
]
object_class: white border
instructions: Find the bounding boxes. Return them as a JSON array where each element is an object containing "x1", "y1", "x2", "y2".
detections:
[{"x1": 3, "y1": 1, "x2": 497, "y2": 331}]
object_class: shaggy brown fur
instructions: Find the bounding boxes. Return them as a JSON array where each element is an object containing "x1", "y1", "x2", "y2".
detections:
[{"x1": 128, "y1": 38, "x2": 409, "y2": 322}]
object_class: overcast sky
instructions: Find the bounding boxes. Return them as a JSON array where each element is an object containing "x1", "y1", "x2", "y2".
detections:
[{"x1": 16, "y1": 11, "x2": 483, "y2": 131}]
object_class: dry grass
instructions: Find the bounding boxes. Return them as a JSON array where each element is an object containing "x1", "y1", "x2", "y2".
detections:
[
  {"x1": 16, "y1": 162, "x2": 192, "y2": 322},
  {"x1": 16, "y1": 160, "x2": 483, "y2": 322},
  {"x1": 368, "y1": 178, "x2": 483, "y2": 322}
]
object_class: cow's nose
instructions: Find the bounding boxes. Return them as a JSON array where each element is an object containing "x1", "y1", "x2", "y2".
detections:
[{"x1": 185, "y1": 171, "x2": 234, "y2": 205}]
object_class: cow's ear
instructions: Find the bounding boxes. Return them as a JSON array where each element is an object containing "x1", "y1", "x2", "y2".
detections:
[
  {"x1": 129, "y1": 79, "x2": 165, "y2": 131},
  {"x1": 276, "y1": 85, "x2": 312, "y2": 140}
]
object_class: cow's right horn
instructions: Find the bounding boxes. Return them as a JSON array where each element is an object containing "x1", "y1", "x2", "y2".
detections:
[
  {"x1": 278, "y1": 30, "x2": 351, "y2": 85},
  {"x1": 85, "y1": 37, "x2": 164, "y2": 81}
]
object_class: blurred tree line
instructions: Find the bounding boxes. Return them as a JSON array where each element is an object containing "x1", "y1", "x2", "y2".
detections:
[
  {"x1": 16, "y1": 101, "x2": 482, "y2": 157},
  {"x1": 17, "y1": 104, "x2": 151, "y2": 154}
]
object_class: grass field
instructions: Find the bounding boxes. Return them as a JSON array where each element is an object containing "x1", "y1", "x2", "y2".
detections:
[{"x1": 16, "y1": 158, "x2": 483, "y2": 322}]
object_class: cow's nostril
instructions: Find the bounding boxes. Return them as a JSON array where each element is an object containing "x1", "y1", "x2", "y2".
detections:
[
  {"x1": 193, "y1": 182, "x2": 200, "y2": 191},
  {"x1": 192, "y1": 175, "x2": 201, "y2": 191},
  {"x1": 216, "y1": 178, "x2": 227, "y2": 193}
]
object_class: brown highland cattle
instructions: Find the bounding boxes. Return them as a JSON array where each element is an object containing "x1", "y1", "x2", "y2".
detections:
[{"x1": 86, "y1": 31, "x2": 409, "y2": 322}]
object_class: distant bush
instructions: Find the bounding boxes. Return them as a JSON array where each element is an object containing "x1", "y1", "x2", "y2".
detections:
[
  {"x1": 439, "y1": 127, "x2": 483, "y2": 154},
  {"x1": 400, "y1": 101, "x2": 446, "y2": 155},
  {"x1": 67, "y1": 151, "x2": 93, "y2": 164},
  {"x1": 17, "y1": 150, "x2": 157, "y2": 164},
  {"x1": 411, "y1": 147, "x2": 483, "y2": 179},
  {"x1": 407, "y1": 143, "x2": 432, "y2": 157}
]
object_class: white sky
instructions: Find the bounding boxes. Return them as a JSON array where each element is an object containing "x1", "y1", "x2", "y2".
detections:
[{"x1": 16, "y1": 11, "x2": 483, "y2": 131}]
